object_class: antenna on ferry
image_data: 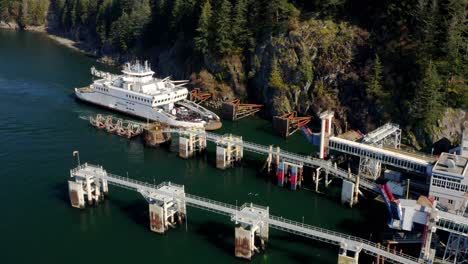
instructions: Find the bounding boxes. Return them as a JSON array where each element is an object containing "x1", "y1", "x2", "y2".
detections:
[{"x1": 145, "y1": 60, "x2": 148, "y2": 70}]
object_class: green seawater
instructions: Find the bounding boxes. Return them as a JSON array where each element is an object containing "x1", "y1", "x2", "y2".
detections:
[{"x1": 0, "y1": 30, "x2": 390, "y2": 263}]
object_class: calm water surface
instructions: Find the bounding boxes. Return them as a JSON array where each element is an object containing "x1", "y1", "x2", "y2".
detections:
[{"x1": 0, "y1": 30, "x2": 388, "y2": 263}]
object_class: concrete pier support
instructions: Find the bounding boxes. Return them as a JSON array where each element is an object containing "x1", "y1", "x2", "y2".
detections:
[
  {"x1": 266, "y1": 145, "x2": 273, "y2": 173},
  {"x1": 216, "y1": 135, "x2": 243, "y2": 169},
  {"x1": 319, "y1": 111, "x2": 334, "y2": 159},
  {"x1": 140, "y1": 183, "x2": 187, "y2": 234},
  {"x1": 276, "y1": 161, "x2": 303, "y2": 190},
  {"x1": 179, "y1": 129, "x2": 207, "y2": 159},
  {"x1": 234, "y1": 225, "x2": 256, "y2": 260},
  {"x1": 341, "y1": 180, "x2": 355, "y2": 207},
  {"x1": 68, "y1": 164, "x2": 108, "y2": 208},
  {"x1": 314, "y1": 167, "x2": 322, "y2": 192},
  {"x1": 233, "y1": 203, "x2": 269, "y2": 260},
  {"x1": 338, "y1": 243, "x2": 361, "y2": 264},
  {"x1": 277, "y1": 162, "x2": 285, "y2": 187},
  {"x1": 68, "y1": 181, "x2": 85, "y2": 208}
]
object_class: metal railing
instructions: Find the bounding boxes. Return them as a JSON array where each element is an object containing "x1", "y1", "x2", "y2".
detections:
[
  {"x1": 268, "y1": 215, "x2": 422, "y2": 264},
  {"x1": 163, "y1": 129, "x2": 381, "y2": 193},
  {"x1": 71, "y1": 164, "x2": 422, "y2": 264}
]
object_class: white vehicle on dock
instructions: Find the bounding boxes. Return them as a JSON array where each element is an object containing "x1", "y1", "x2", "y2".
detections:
[{"x1": 75, "y1": 61, "x2": 221, "y2": 130}]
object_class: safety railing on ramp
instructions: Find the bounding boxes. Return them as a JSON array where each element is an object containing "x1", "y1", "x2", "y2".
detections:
[{"x1": 72, "y1": 164, "x2": 422, "y2": 264}]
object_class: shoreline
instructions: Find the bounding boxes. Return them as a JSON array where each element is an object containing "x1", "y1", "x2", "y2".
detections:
[{"x1": 0, "y1": 21, "x2": 118, "y2": 64}]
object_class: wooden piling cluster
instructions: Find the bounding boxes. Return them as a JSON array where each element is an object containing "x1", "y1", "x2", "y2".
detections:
[{"x1": 90, "y1": 114, "x2": 144, "y2": 139}]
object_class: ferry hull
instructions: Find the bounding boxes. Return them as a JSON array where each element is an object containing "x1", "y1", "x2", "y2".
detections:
[{"x1": 75, "y1": 89, "x2": 207, "y2": 129}]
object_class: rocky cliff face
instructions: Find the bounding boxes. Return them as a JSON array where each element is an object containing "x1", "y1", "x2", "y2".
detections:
[
  {"x1": 429, "y1": 108, "x2": 468, "y2": 149},
  {"x1": 248, "y1": 19, "x2": 369, "y2": 132},
  {"x1": 154, "y1": 19, "x2": 370, "y2": 135}
]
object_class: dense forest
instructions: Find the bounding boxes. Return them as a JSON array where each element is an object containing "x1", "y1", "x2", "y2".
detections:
[{"x1": 1, "y1": 0, "x2": 466, "y2": 149}]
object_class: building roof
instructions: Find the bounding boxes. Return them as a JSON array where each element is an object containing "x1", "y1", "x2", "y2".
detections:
[{"x1": 432, "y1": 152, "x2": 468, "y2": 179}]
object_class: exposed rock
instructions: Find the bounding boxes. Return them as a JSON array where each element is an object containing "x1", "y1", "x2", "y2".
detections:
[
  {"x1": 0, "y1": 21, "x2": 20, "y2": 30},
  {"x1": 249, "y1": 19, "x2": 369, "y2": 131},
  {"x1": 430, "y1": 108, "x2": 468, "y2": 146}
]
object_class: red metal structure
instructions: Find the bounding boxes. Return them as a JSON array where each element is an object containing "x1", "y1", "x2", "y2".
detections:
[
  {"x1": 189, "y1": 88, "x2": 212, "y2": 104},
  {"x1": 222, "y1": 99, "x2": 263, "y2": 121},
  {"x1": 273, "y1": 111, "x2": 312, "y2": 138}
]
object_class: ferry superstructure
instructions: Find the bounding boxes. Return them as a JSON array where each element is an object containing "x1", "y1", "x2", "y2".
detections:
[{"x1": 75, "y1": 61, "x2": 221, "y2": 130}]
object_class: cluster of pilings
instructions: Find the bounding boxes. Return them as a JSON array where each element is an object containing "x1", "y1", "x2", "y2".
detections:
[
  {"x1": 68, "y1": 165, "x2": 109, "y2": 208},
  {"x1": 142, "y1": 184, "x2": 187, "y2": 234},
  {"x1": 338, "y1": 243, "x2": 361, "y2": 264},
  {"x1": 172, "y1": 128, "x2": 362, "y2": 207},
  {"x1": 178, "y1": 128, "x2": 207, "y2": 159},
  {"x1": 68, "y1": 166, "x2": 269, "y2": 260},
  {"x1": 216, "y1": 135, "x2": 243, "y2": 169},
  {"x1": 90, "y1": 114, "x2": 144, "y2": 139},
  {"x1": 233, "y1": 204, "x2": 269, "y2": 260}
]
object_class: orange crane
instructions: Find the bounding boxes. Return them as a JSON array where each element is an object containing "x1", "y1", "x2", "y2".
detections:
[
  {"x1": 222, "y1": 99, "x2": 263, "y2": 121},
  {"x1": 273, "y1": 111, "x2": 312, "y2": 138}
]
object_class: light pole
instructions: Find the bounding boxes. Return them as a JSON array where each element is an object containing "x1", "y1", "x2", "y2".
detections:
[{"x1": 73, "y1": 150, "x2": 80, "y2": 166}]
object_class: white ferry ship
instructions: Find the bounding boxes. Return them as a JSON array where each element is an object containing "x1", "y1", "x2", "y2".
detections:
[{"x1": 75, "y1": 61, "x2": 221, "y2": 130}]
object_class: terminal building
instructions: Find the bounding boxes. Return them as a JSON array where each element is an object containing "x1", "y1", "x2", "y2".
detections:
[{"x1": 429, "y1": 131, "x2": 468, "y2": 215}]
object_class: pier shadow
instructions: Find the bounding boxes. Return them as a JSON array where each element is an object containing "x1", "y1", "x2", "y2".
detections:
[
  {"x1": 192, "y1": 221, "x2": 234, "y2": 256},
  {"x1": 51, "y1": 182, "x2": 71, "y2": 205},
  {"x1": 269, "y1": 232, "x2": 336, "y2": 263},
  {"x1": 110, "y1": 197, "x2": 149, "y2": 228}
]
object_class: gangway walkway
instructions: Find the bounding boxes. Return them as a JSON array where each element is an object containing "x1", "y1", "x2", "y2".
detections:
[
  {"x1": 328, "y1": 137, "x2": 432, "y2": 174},
  {"x1": 362, "y1": 123, "x2": 401, "y2": 147},
  {"x1": 436, "y1": 211, "x2": 468, "y2": 237},
  {"x1": 164, "y1": 129, "x2": 380, "y2": 193},
  {"x1": 71, "y1": 163, "x2": 424, "y2": 264}
]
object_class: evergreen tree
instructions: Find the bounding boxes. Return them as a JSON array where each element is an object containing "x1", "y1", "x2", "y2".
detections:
[
  {"x1": 231, "y1": 0, "x2": 249, "y2": 52},
  {"x1": 415, "y1": 0, "x2": 440, "y2": 61},
  {"x1": 194, "y1": 0, "x2": 212, "y2": 55},
  {"x1": 411, "y1": 61, "x2": 443, "y2": 126},
  {"x1": 213, "y1": 0, "x2": 233, "y2": 55},
  {"x1": 444, "y1": 0, "x2": 467, "y2": 108},
  {"x1": 366, "y1": 55, "x2": 386, "y2": 100},
  {"x1": 0, "y1": 0, "x2": 9, "y2": 21},
  {"x1": 366, "y1": 54, "x2": 390, "y2": 118},
  {"x1": 110, "y1": 0, "x2": 151, "y2": 52},
  {"x1": 445, "y1": 0, "x2": 466, "y2": 75}
]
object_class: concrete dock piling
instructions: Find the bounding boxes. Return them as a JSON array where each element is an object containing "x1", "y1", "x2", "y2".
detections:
[
  {"x1": 139, "y1": 183, "x2": 187, "y2": 234},
  {"x1": 68, "y1": 164, "x2": 108, "y2": 208},
  {"x1": 234, "y1": 204, "x2": 269, "y2": 260},
  {"x1": 66, "y1": 163, "x2": 435, "y2": 264},
  {"x1": 178, "y1": 129, "x2": 206, "y2": 159},
  {"x1": 216, "y1": 134, "x2": 243, "y2": 169},
  {"x1": 338, "y1": 243, "x2": 361, "y2": 264}
]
